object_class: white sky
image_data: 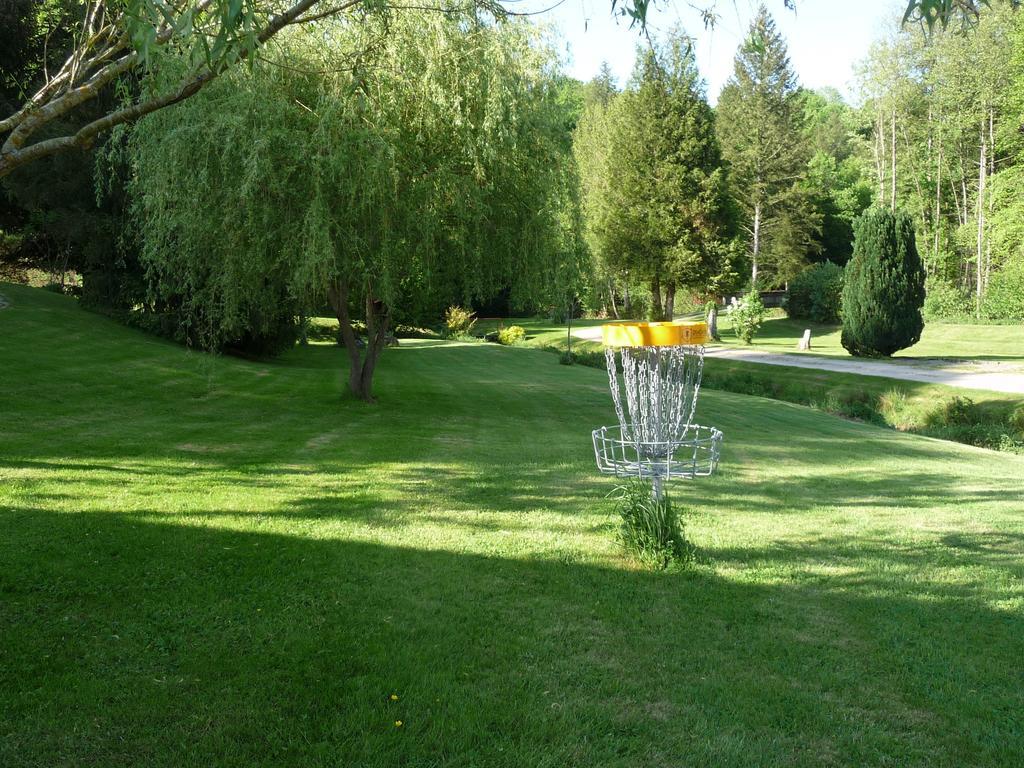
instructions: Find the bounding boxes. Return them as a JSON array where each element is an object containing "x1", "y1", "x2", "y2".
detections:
[{"x1": 520, "y1": 0, "x2": 905, "y2": 103}]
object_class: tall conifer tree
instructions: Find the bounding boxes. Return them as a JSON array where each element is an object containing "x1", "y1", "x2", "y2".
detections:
[
  {"x1": 717, "y1": 5, "x2": 820, "y2": 287},
  {"x1": 597, "y1": 29, "x2": 736, "y2": 319}
]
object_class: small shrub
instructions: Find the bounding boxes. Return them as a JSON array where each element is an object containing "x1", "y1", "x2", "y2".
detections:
[
  {"x1": 444, "y1": 306, "x2": 477, "y2": 338},
  {"x1": 841, "y1": 208, "x2": 925, "y2": 357},
  {"x1": 926, "y1": 395, "x2": 979, "y2": 429},
  {"x1": 923, "y1": 277, "x2": 971, "y2": 321},
  {"x1": 1010, "y1": 405, "x2": 1024, "y2": 435},
  {"x1": 393, "y1": 324, "x2": 440, "y2": 340},
  {"x1": 613, "y1": 479, "x2": 693, "y2": 570},
  {"x1": 727, "y1": 289, "x2": 767, "y2": 345},
  {"x1": 998, "y1": 434, "x2": 1024, "y2": 454},
  {"x1": 787, "y1": 261, "x2": 844, "y2": 323},
  {"x1": 496, "y1": 325, "x2": 526, "y2": 346},
  {"x1": 878, "y1": 389, "x2": 914, "y2": 430},
  {"x1": 553, "y1": 348, "x2": 605, "y2": 367},
  {"x1": 831, "y1": 390, "x2": 876, "y2": 422}
]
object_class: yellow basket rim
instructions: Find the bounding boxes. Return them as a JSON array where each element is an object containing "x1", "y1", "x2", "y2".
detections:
[{"x1": 601, "y1": 320, "x2": 709, "y2": 348}]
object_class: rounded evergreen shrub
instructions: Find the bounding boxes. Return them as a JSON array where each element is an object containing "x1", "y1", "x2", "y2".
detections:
[
  {"x1": 841, "y1": 208, "x2": 925, "y2": 357},
  {"x1": 786, "y1": 261, "x2": 844, "y2": 323}
]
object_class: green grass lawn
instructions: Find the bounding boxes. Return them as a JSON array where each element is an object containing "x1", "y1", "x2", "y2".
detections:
[
  {"x1": 477, "y1": 313, "x2": 1024, "y2": 363},
  {"x1": 2, "y1": 283, "x2": 1024, "y2": 767},
  {"x1": 715, "y1": 313, "x2": 1024, "y2": 362}
]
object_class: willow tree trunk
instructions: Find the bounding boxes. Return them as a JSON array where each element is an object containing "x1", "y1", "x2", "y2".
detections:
[
  {"x1": 664, "y1": 282, "x2": 676, "y2": 320},
  {"x1": 327, "y1": 279, "x2": 391, "y2": 402}
]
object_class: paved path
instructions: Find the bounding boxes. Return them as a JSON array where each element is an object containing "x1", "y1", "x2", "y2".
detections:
[{"x1": 572, "y1": 326, "x2": 1024, "y2": 395}]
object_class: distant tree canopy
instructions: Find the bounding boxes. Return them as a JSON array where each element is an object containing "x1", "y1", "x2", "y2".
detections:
[
  {"x1": 716, "y1": 5, "x2": 820, "y2": 287},
  {"x1": 127, "y1": 9, "x2": 577, "y2": 400},
  {"x1": 798, "y1": 88, "x2": 874, "y2": 266},
  {"x1": 857, "y1": 3, "x2": 1024, "y2": 319},
  {"x1": 0, "y1": 0, "x2": 828, "y2": 179},
  {"x1": 574, "y1": 28, "x2": 738, "y2": 320}
]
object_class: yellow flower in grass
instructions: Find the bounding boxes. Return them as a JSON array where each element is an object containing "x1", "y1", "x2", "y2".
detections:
[
  {"x1": 394, "y1": 720, "x2": 403, "y2": 727},
  {"x1": 390, "y1": 694, "x2": 399, "y2": 701}
]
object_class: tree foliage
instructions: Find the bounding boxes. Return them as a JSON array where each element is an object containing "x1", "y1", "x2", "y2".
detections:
[
  {"x1": 787, "y1": 261, "x2": 845, "y2": 324},
  {"x1": 902, "y1": 0, "x2": 1021, "y2": 29},
  {"x1": 716, "y1": 5, "x2": 820, "y2": 287},
  {"x1": 575, "y1": 30, "x2": 737, "y2": 320},
  {"x1": 798, "y1": 88, "x2": 874, "y2": 266},
  {"x1": 128, "y1": 9, "x2": 575, "y2": 399},
  {"x1": 857, "y1": 4, "x2": 1023, "y2": 319},
  {"x1": 841, "y1": 208, "x2": 925, "y2": 357}
]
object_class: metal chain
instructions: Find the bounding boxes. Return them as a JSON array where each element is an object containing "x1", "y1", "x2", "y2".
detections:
[{"x1": 607, "y1": 345, "x2": 706, "y2": 450}]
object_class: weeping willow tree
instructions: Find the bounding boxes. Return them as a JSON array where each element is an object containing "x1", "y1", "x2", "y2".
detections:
[{"x1": 128, "y1": 7, "x2": 575, "y2": 400}]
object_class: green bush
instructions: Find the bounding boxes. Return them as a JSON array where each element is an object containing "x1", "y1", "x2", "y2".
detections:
[
  {"x1": 999, "y1": 434, "x2": 1024, "y2": 454},
  {"x1": 613, "y1": 480, "x2": 692, "y2": 570},
  {"x1": 926, "y1": 395, "x2": 979, "y2": 428},
  {"x1": 550, "y1": 348, "x2": 604, "y2": 368},
  {"x1": 496, "y1": 325, "x2": 526, "y2": 346},
  {"x1": 726, "y1": 289, "x2": 767, "y2": 344},
  {"x1": 786, "y1": 261, "x2": 844, "y2": 323},
  {"x1": 982, "y1": 260, "x2": 1024, "y2": 321},
  {"x1": 393, "y1": 324, "x2": 441, "y2": 340},
  {"x1": 923, "y1": 277, "x2": 972, "y2": 321},
  {"x1": 1010, "y1": 405, "x2": 1024, "y2": 435},
  {"x1": 444, "y1": 306, "x2": 477, "y2": 338},
  {"x1": 841, "y1": 208, "x2": 925, "y2": 357}
]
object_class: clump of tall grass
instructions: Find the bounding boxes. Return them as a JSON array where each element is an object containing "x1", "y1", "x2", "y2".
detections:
[{"x1": 613, "y1": 479, "x2": 694, "y2": 570}]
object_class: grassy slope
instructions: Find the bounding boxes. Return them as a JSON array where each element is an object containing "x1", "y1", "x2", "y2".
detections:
[
  {"x1": 493, "y1": 317, "x2": 1024, "y2": 450},
  {"x1": 2, "y1": 283, "x2": 1024, "y2": 767}
]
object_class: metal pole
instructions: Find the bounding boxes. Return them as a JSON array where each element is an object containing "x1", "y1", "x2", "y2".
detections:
[{"x1": 652, "y1": 475, "x2": 663, "y2": 502}]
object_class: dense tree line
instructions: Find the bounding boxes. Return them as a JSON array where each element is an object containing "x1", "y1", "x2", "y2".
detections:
[
  {"x1": 574, "y1": 6, "x2": 873, "y2": 317},
  {"x1": 857, "y1": 4, "x2": 1024, "y2": 320},
  {"x1": 2, "y1": 0, "x2": 1021, "y2": 401}
]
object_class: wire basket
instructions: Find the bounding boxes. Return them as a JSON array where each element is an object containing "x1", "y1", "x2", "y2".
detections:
[
  {"x1": 592, "y1": 422, "x2": 723, "y2": 481},
  {"x1": 590, "y1": 321, "x2": 723, "y2": 496}
]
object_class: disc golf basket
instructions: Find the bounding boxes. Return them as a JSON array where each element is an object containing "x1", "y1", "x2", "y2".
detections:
[{"x1": 591, "y1": 320, "x2": 723, "y2": 499}]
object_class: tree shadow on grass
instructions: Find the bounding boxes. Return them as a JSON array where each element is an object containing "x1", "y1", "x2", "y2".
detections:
[{"x1": 1, "y1": 506, "x2": 1022, "y2": 768}]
